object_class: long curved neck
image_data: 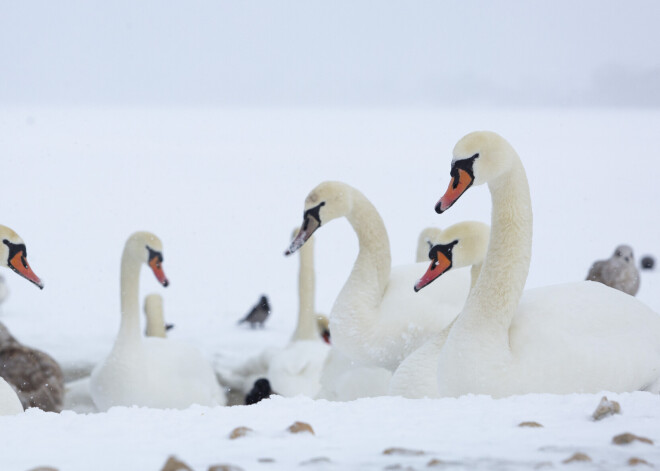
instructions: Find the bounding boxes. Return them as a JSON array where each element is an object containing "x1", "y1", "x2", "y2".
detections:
[
  {"x1": 331, "y1": 188, "x2": 391, "y2": 334},
  {"x1": 118, "y1": 250, "x2": 143, "y2": 343},
  {"x1": 292, "y1": 236, "x2": 319, "y2": 341},
  {"x1": 469, "y1": 263, "x2": 482, "y2": 292},
  {"x1": 461, "y1": 156, "x2": 532, "y2": 334}
]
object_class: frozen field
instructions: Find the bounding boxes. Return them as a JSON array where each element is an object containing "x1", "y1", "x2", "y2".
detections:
[{"x1": 0, "y1": 107, "x2": 659, "y2": 470}]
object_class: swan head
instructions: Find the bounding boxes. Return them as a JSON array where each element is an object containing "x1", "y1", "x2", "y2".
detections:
[
  {"x1": 285, "y1": 181, "x2": 351, "y2": 255},
  {"x1": 414, "y1": 221, "x2": 490, "y2": 291},
  {"x1": 125, "y1": 231, "x2": 169, "y2": 287},
  {"x1": 0, "y1": 225, "x2": 44, "y2": 289},
  {"x1": 436, "y1": 131, "x2": 515, "y2": 213}
]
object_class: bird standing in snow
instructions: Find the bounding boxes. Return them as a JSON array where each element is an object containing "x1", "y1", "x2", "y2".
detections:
[
  {"x1": 586, "y1": 244, "x2": 640, "y2": 296},
  {"x1": 245, "y1": 378, "x2": 274, "y2": 405},
  {"x1": 238, "y1": 295, "x2": 271, "y2": 328}
]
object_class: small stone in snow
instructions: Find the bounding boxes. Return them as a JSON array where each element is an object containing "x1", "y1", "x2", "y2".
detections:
[
  {"x1": 26, "y1": 468, "x2": 59, "y2": 471},
  {"x1": 161, "y1": 456, "x2": 194, "y2": 471},
  {"x1": 383, "y1": 447, "x2": 426, "y2": 456},
  {"x1": 208, "y1": 465, "x2": 244, "y2": 471},
  {"x1": 518, "y1": 421, "x2": 543, "y2": 428},
  {"x1": 628, "y1": 457, "x2": 652, "y2": 466},
  {"x1": 287, "y1": 421, "x2": 315, "y2": 435},
  {"x1": 300, "y1": 457, "x2": 331, "y2": 466},
  {"x1": 592, "y1": 396, "x2": 621, "y2": 421},
  {"x1": 258, "y1": 458, "x2": 275, "y2": 463},
  {"x1": 384, "y1": 465, "x2": 416, "y2": 471},
  {"x1": 229, "y1": 426, "x2": 254, "y2": 439},
  {"x1": 612, "y1": 433, "x2": 654, "y2": 445},
  {"x1": 562, "y1": 452, "x2": 591, "y2": 463}
]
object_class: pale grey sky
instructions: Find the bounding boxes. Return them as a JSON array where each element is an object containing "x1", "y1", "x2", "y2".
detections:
[{"x1": 2, "y1": 1, "x2": 659, "y2": 106}]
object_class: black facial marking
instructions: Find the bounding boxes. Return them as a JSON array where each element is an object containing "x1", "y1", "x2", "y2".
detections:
[
  {"x1": 428, "y1": 240, "x2": 459, "y2": 270},
  {"x1": 3, "y1": 239, "x2": 28, "y2": 269},
  {"x1": 450, "y1": 153, "x2": 479, "y2": 189},
  {"x1": 302, "y1": 202, "x2": 325, "y2": 231},
  {"x1": 146, "y1": 245, "x2": 163, "y2": 263}
]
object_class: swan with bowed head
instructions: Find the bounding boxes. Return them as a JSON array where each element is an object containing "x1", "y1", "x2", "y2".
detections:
[{"x1": 286, "y1": 181, "x2": 472, "y2": 371}]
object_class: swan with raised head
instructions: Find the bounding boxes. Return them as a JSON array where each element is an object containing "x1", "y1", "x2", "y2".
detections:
[
  {"x1": 390, "y1": 221, "x2": 489, "y2": 398},
  {"x1": 0, "y1": 224, "x2": 44, "y2": 415},
  {"x1": 421, "y1": 131, "x2": 660, "y2": 396},
  {"x1": 90, "y1": 231, "x2": 226, "y2": 410},
  {"x1": 144, "y1": 293, "x2": 174, "y2": 338},
  {"x1": 267, "y1": 229, "x2": 330, "y2": 397},
  {"x1": 286, "y1": 182, "x2": 471, "y2": 371}
]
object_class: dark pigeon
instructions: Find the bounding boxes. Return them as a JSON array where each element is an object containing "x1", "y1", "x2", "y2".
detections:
[{"x1": 238, "y1": 295, "x2": 271, "y2": 328}]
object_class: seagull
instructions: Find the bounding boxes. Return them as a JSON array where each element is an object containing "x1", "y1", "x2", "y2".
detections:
[
  {"x1": 586, "y1": 244, "x2": 640, "y2": 296},
  {"x1": 238, "y1": 295, "x2": 271, "y2": 328}
]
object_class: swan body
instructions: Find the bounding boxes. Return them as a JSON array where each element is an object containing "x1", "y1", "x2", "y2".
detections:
[
  {"x1": 430, "y1": 131, "x2": 660, "y2": 397},
  {"x1": 267, "y1": 230, "x2": 330, "y2": 397},
  {"x1": 90, "y1": 231, "x2": 226, "y2": 410},
  {"x1": 0, "y1": 225, "x2": 44, "y2": 415},
  {"x1": 390, "y1": 221, "x2": 489, "y2": 398},
  {"x1": 287, "y1": 182, "x2": 471, "y2": 370},
  {"x1": 317, "y1": 348, "x2": 392, "y2": 401}
]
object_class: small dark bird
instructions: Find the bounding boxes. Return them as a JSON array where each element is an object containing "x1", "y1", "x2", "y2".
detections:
[
  {"x1": 245, "y1": 378, "x2": 273, "y2": 405},
  {"x1": 586, "y1": 244, "x2": 640, "y2": 296},
  {"x1": 165, "y1": 323, "x2": 175, "y2": 331},
  {"x1": 641, "y1": 255, "x2": 655, "y2": 270},
  {"x1": 238, "y1": 295, "x2": 271, "y2": 328}
]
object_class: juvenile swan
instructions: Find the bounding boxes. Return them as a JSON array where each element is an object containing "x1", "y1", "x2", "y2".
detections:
[
  {"x1": 90, "y1": 232, "x2": 226, "y2": 410},
  {"x1": 427, "y1": 131, "x2": 660, "y2": 397},
  {"x1": 286, "y1": 182, "x2": 471, "y2": 370}
]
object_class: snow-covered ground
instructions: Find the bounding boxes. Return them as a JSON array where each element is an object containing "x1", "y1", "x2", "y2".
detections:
[{"x1": 0, "y1": 107, "x2": 659, "y2": 470}]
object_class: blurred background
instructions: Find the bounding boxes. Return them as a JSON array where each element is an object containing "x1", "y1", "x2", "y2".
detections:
[{"x1": 2, "y1": 0, "x2": 660, "y2": 107}]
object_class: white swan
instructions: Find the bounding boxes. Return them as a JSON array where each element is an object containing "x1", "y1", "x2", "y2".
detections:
[
  {"x1": 0, "y1": 224, "x2": 44, "y2": 416},
  {"x1": 286, "y1": 181, "x2": 471, "y2": 370},
  {"x1": 90, "y1": 231, "x2": 226, "y2": 410},
  {"x1": 390, "y1": 221, "x2": 490, "y2": 398},
  {"x1": 267, "y1": 230, "x2": 330, "y2": 398},
  {"x1": 426, "y1": 131, "x2": 660, "y2": 396},
  {"x1": 144, "y1": 293, "x2": 172, "y2": 338}
]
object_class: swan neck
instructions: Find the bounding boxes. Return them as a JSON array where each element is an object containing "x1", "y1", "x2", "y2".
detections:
[
  {"x1": 463, "y1": 156, "x2": 532, "y2": 328},
  {"x1": 469, "y1": 263, "x2": 482, "y2": 292},
  {"x1": 119, "y1": 250, "x2": 143, "y2": 343},
  {"x1": 345, "y1": 189, "x2": 391, "y2": 296},
  {"x1": 292, "y1": 236, "x2": 319, "y2": 341}
]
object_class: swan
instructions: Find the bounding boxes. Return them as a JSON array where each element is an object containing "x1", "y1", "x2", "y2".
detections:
[
  {"x1": 144, "y1": 293, "x2": 174, "y2": 338},
  {"x1": 424, "y1": 131, "x2": 660, "y2": 396},
  {"x1": 390, "y1": 221, "x2": 490, "y2": 398},
  {"x1": 0, "y1": 224, "x2": 44, "y2": 415},
  {"x1": 267, "y1": 229, "x2": 330, "y2": 397},
  {"x1": 0, "y1": 322, "x2": 64, "y2": 412},
  {"x1": 90, "y1": 231, "x2": 226, "y2": 410},
  {"x1": 286, "y1": 181, "x2": 471, "y2": 370}
]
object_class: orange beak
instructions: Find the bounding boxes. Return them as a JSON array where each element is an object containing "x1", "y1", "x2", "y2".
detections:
[
  {"x1": 149, "y1": 256, "x2": 169, "y2": 287},
  {"x1": 435, "y1": 167, "x2": 474, "y2": 214},
  {"x1": 414, "y1": 249, "x2": 452, "y2": 292},
  {"x1": 9, "y1": 251, "x2": 44, "y2": 289}
]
